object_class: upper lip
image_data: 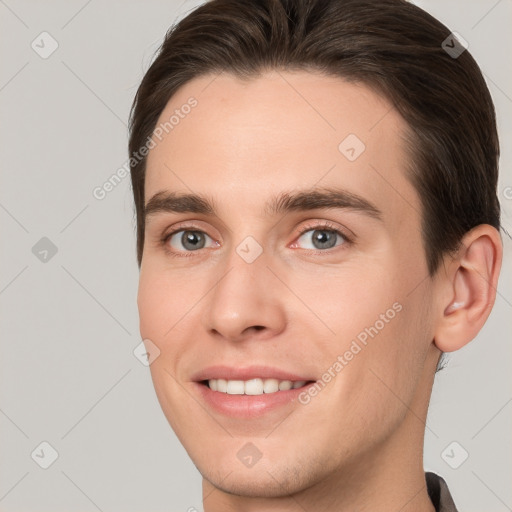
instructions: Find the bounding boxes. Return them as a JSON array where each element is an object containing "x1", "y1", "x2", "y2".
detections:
[{"x1": 191, "y1": 365, "x2": 315, "y2": 382}]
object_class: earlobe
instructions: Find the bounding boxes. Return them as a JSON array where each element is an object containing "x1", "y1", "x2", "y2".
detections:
[{"x1": 434, "y1": 225, "x2": 502, "y2": 353}]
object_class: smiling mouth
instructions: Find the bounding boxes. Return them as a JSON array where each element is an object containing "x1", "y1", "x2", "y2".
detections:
[{"x1": 202, "y1": 378, "x2": 314, "y2": 395}]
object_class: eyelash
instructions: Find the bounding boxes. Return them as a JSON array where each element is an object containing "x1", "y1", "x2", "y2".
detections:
[{"x1": 160, "y1": 221, "x2": 353, "y2": 258}]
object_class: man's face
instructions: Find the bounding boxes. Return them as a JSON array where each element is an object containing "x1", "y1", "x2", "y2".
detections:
[{"x1": 138, "y1": 71, "x2": 440, "y2": 496}]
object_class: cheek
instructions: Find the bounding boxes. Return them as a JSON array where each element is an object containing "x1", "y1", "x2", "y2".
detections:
[
  {"x1": 308, "y1": 265, "x2": 400, "y2": 344},
  {"x1": 137, "y1": 271, "x2": 190, "y2": 426},
  {"x1": 137, "y1": 276, "x2": 167, "y2": 339},
  {"x1": 137, "y1": 267, "x2": 200, "y2": 377},
  {"x1": 311, "y1": 265, "x2": 432, "y2": 403},
  {"x1": 348, "y1": 291, "x2": 434, "y2": 420},
  {"x1": 137, "y1": 263, "x2": 186, "y2": 339}
]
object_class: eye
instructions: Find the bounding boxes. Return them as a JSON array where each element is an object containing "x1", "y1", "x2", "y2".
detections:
[
  {"x1": 293, "y1": 222, "x2": 349, "y2": 251},
  {"x1": 160, "y1": 221, "x2": 351, "y2": 257},
  {"x1": 163, "y1": 228, "x2": 217, "y2": 254}
]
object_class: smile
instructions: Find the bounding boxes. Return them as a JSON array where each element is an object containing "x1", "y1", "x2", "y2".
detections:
[
  {"x1": 192, "y1": 366, "x2": 317, "y2": 417},
  {"x1": 206, "y1": 378, "x2": 309, "y2": 395}
]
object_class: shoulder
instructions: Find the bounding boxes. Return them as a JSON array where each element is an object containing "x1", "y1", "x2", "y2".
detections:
[{"x1": 425, "y1": 471, "x2": 459, "y2": 512}]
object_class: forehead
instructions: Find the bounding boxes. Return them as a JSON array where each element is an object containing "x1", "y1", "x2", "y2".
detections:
[{"x1": 144, "y1": 70, "x2": 419, "y2": 225}]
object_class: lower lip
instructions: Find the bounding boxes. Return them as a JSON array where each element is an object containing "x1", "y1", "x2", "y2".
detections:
[{"x1": 194, "y1": 382, "x2": 314, "y2": 418}]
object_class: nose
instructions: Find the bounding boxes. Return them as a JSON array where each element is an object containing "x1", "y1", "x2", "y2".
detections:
[{"x1": 201, "y1": 247, "x2": 286, "y2": 343}]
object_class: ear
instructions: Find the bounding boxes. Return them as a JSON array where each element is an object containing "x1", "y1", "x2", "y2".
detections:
[{"x1": 434, "y1": 224, "x2": 503, "y2": 353}]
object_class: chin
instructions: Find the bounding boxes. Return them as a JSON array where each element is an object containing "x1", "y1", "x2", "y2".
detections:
[
  {"x1": 192, "y1": 444, "x2": 334, "y2": 500},
  {"x1": 201, "y1": 464, "x2": 310, "y2": 498}
]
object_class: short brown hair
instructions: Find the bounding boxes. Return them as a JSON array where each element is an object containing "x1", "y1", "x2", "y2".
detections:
[{"x1": 128, "y1": 0, "x2": 501, "y2": 275}]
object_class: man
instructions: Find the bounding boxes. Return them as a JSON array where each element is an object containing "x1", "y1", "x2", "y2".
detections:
[{"x1": 128, "y1": 0, "x2": 503, "y2": 510}]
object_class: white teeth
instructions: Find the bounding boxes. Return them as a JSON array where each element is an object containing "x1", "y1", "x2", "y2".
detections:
[
  {"x1": 278, "y1": 380, "x2": 293, "y2": 391},
  {"x1": 207, "y1": 378, "x2": 307, "y2": 395},
  {"x1": 226, "y1": 380, "x2": 245, "y2": 394},
  {"x1": 263, "y1": 378, "x2": 279, "y2": 393},
  {"x1": 245, "y1": 378, "x2": 264, "y2": 395}
]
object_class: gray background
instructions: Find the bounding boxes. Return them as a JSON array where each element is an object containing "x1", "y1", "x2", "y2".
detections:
[{"x1": 0, "y1": 0, "x2": 510, "y2": 510}]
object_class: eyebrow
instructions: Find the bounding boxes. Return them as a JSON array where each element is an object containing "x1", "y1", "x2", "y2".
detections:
[{"x1": 144, "y1": 187, "x2": 383, "y2": 222}]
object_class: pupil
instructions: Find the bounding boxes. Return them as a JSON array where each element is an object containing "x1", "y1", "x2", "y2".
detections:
[
  {"x1": 314, "y1": 230, "x2": 336, "y2": 249},
  {"x1": 183, "y1": 231, "x2": 204, "y2": 250}
]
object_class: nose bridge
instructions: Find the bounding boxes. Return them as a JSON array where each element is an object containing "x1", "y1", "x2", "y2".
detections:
[{"x1": 219, "y1": 232, "x2": 269, "y2": 294}]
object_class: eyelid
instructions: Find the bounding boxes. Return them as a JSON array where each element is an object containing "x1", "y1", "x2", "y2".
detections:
[
  {"x1": 161, "y1": 219, "x2": 353, "y2": 256},
  {"x1": 162, "y1": 220, "x2": 211, "y2": 240},
  {"x1": 295, "y1": 220, "x2": 352, "y2": 241}
]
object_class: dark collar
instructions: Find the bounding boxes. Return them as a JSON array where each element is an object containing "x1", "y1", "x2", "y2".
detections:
[{"x1": 426, "y1": 472, "x2": 459, "y2": 512}]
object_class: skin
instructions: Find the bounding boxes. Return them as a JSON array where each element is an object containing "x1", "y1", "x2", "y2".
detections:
[{"x1": 137, "y1": 70, "x2": 502, "y2": 511}]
